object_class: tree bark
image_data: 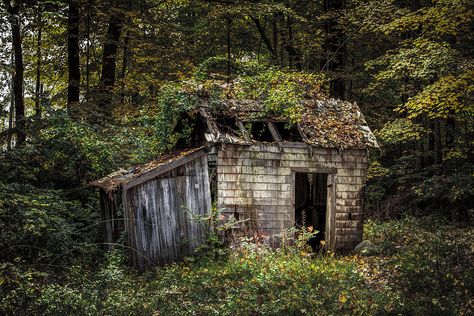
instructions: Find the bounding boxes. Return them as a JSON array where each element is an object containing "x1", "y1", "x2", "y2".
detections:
[
  {"x1": 5, "y1": 1, "x2": 25, "y2": 144},
  {"x1": 433, "y1": 119, "x2": 442, "y2": 165},
  {"x1": 286, "y1": 15, "x2": 301, "y2": 70},
  {"x1": 7, "y1": 52, "x2": 14, "y2": 150},
  {"x1": 322, "y1": 0, "x2": 346, "y2": 99},
  {"x1": 85, "y1": 0, "x2": 93, "y2": 103},
  {"x1": 67, "y1": 0, "x2": 81, "y2": 116},
  {"x1": 119, "y1": 31, "x2": 129, "y2": 103},
  {"x1": 226, "y1": 15, "x2": 231, "y2": 82},
  {"x1": 97, "y1": 8, "x2": 124, "y2": 121},
  {"x1": 35, "y1": 10, "x2": 42, "y2": 119},
  {"x1": 272, "y1": 14, "x2": 279, "y2": 64},
  {"x1": 251, "y1": 17, "x2": 277, "y2": 63}
]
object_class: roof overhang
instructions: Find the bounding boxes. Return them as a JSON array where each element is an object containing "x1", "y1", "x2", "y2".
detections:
[{"x1": 90, "y1": 146, "x2": 208, "y2": 193}]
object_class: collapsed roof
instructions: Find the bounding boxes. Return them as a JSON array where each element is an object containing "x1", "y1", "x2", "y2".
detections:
[{"x1": 200, "y1": 98, "x2": 379, "y2": 149}]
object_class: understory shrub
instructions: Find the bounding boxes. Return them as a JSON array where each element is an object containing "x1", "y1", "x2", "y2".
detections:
[{"x1": 364, "y1": 216, "x2": 474, "y2": 315}]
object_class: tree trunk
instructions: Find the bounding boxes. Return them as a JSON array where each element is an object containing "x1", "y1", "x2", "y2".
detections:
[
  {"x1": 272, "y1": 14, "x2": 279, "y2": 64},
  {"x1": 5, "y1": 1, "x2": 25, "y2": 144},
  {"x1": 86, "y1": 0, "x2": 93, "y2": 103},
  {"x1": 119, "y1": 31, "x2": 129, "y2": 104},
  {"x1": 35, "y1": 11, "x2": 42, "y2": 119},
  {"x1": 67, "y1": 0, "x2": 81, "y2": 116},
  {"x1": 434, "y1": 119, "x2": 442, "y2": 165},
  {"x1": 322, "y1": 0, "x2": 346, "y2": 99},
  {"x1": 251, "y1": 17, "x2": 277, "y2": 63},
  {"x1": 7, "y1": 52, "x2": 14, "y2": 150},
  {"x1": 286, "y1": 15, "x2": 301, "y2": 70},
  {"x1": 226, "y1": 15, "x2": 231, "y2": 82},
  {"x1": 98, "y1": 9, "x2": 124, "y2": 122}
]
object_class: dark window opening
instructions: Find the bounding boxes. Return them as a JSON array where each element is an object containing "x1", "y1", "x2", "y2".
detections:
[
  {"x1": 247, "y1": 121, "x2": 274, "y2": 142},
  {"x1": 214, "y1": 114, "x2": 243, "y2": 137},
  {"x1": 175, "y1": 112, "x2": 209, "y2": 148},
  {"x1": 273, "y1": 122, "x2": 303, "y2": 142},
  {"x1": 295, "y1": 173, "x2": 328, "y2": 250}
]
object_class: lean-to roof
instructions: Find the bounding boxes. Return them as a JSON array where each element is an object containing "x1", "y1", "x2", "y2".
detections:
[{"x1": 90, "y1": 147, "x2": 207, "y2": 192}]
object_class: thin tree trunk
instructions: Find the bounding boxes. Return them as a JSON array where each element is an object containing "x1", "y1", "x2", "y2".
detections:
[
  {"x1": 67, "y1": 0, "x2": 81, "y2": 116},
  {"x1": 434, "y1": 119, "x2": 442, "y2": 165},
  {"x1": 120, "y1": 31, "x2": 129, "y2": 103},
  {"x1": 7, "y1": 52, "x2": 14, "y2": 150},
  {"x1": 5, "y1": 1, "x2": 25, "y2": 144},
  {"x1": 35, "y1": 11, "x2": 42, "y2": 119},
  {"x1": 446, "y1": 117, "x2": 455, "y2": 148},
  {"x1": 226, "y1": 15, "x2": 231, "y2": 82},
  {"x1": 251, "y1": 17, "x2": 277, "y2": 63},
  {"x1": 272, "y1": 14, "x2": 279, "y2": 64},
  {"x1": 322, "y1": 0, "x2": 346, "y2": 99},
  {"x1": 98, "y1": 9, "x2": 124, "y2": 121},
  {"x1": 86, "y1": 0, "x2": 93, "y2": 103}
]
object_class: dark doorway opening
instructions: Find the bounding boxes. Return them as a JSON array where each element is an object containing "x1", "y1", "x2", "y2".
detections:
[{"x1": 295, "y1": 173, "x2": 328, "y2": 250}]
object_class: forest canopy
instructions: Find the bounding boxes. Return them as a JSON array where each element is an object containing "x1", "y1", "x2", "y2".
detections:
[{"x1": 0, "y1": 0, "x2": 473, "y2": 314}]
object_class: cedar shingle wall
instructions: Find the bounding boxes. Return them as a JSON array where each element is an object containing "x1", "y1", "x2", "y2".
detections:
[{"x1": 217, "y1": 143, "x2": 368, "y2": 250}]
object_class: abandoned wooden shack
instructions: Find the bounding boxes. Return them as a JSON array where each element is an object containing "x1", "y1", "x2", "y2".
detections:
[{"x1": 91, "y1": 97, "x2": 378, "y2": 269}]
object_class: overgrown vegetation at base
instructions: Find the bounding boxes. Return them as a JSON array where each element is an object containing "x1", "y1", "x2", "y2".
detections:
[{"x1": 2, "y1": 216, "x2": 472, "y2": 315}]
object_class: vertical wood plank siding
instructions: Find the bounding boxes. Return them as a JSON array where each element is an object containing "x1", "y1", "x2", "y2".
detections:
[
  {"x1": 123, "y1": 155, "x2": 211, "y2": 268},
  {"x1": 217, "y1": 143, "x2": 368, "y2": 250},
  {"x1": 99, "y1": 189, "x2": 123, "y2": 250}
]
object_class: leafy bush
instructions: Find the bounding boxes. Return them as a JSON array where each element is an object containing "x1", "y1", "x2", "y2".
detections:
[
  {"x1": 0, "y1": 110, "x2": 124, "y2": 188},
  {"x1": 364, "y1": 216, "x2": 474, "y2": 315},
  {"x1": 0, "y1": 182, "x2": 99, "y2": 264}
]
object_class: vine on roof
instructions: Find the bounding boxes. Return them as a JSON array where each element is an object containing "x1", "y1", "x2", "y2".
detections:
[{"x1": 138, "y1": 60, "x2": 328, "y2": 158}]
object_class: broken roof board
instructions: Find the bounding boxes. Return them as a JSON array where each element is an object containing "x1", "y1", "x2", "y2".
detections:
[{"x1": 90, "y1": 147, "x2": 207, "y2": 193}]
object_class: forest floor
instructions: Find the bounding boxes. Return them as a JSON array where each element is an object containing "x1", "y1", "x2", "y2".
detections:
[{"x1": 2, "y1": 215, "x2": 473, "y2": 315}]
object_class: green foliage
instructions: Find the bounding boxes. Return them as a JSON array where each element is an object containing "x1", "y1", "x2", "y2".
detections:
[
  {"x1": 403, "y1": 70, "x2": 474, "y2": 119},
  {"x1": 226, "y1": 68, "x2": 327, "y2": 122},
  {"x1": 0, "y1": 182, "x2": 99, "y2": 264},
  {"x1": 413, "y1": 170, "x2": 474, "y2": 215},
  {"x1": 376, "y1": 118, "x2": 424, "y2": 145},
  {"x1": 0, "y1": 110, "x2": 124, "y2": 187},
  {"x1": 5, "y1": 217, "x2": 473, "y2": 315},
  {"x1": 364, "y1": 216, "x2": 474, "y2": 314},
  {"x1": 193, "y1": 56, "x2": 268, "y2": 80},
  {"x1": 127, "y1": 83, "x2": 200, "y2": 162}
]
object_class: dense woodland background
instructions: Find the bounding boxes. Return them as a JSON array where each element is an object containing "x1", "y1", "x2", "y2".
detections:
[{"x1": 0, "y1": 0, "x2": 473, "y2": 314}]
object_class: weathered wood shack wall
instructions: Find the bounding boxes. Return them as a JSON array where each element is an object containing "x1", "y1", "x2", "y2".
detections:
[
  {"x1": 123, "y1": 155, "x2": 211, "y2": 268},
  {"x1": 99, "y1": 190, "x2": 123, "y2": 250},
  {"x1": 217, "y1": 143, "x2": 368, "y2": 250}
]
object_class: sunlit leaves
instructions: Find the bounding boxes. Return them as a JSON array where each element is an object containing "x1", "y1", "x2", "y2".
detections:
[
  {"x1": 402, "y1": 70, "x2": 474, "y2": 119},
  {"x1": 381, "y1": 0, "x2": 474, "y2": 37},
  {"x1": 376, "y1": 118, "x2": 424, "y2": 144},
  {"x1": 367, "y1": 39, "x2": 459, "y2": 86}
]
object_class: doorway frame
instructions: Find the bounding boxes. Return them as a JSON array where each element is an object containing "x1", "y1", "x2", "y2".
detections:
[{"x1": 291, "y1": 167, "x2": 337, "y2": 250}]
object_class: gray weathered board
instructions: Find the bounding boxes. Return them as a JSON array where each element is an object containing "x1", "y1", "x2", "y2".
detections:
[{"x1": 123, "y1": 155, "x2": 211, "y2": 268}]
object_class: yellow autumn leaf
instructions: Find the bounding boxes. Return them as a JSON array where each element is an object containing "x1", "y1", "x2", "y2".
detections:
[{"x1": 339, "y1": 293, "x2": 347, "y2": 303}]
